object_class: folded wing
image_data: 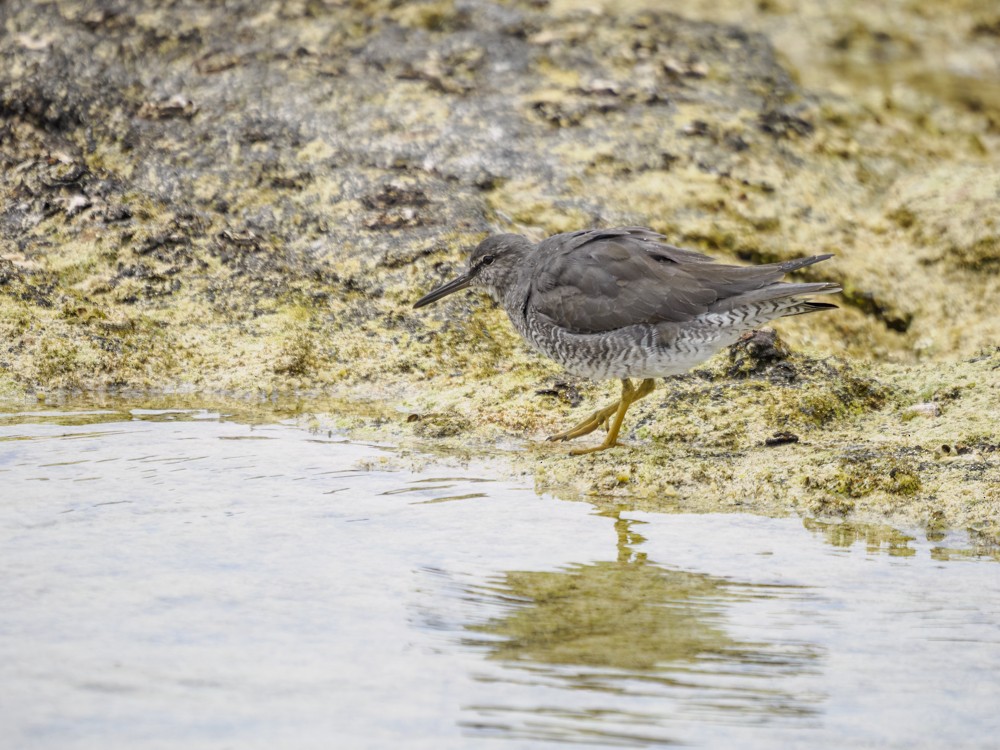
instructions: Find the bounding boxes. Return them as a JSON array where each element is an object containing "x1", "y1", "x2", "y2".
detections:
[{"x1": 530, "y1": 228, "x2": 839, "y2": 333}]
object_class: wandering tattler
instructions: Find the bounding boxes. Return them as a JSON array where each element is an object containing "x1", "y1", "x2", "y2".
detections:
[{"x1": 414, "y1": 227, "x2": 840, "y2": 455}]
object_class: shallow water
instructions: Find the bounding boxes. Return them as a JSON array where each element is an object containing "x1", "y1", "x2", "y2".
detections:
[{"x1": 1, "y1": 405, "x2": 998, "y2": 749}]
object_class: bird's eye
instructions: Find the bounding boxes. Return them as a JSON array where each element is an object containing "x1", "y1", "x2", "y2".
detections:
[{"x1": 480, "y1": 255, "x2": 496, "y2": 267}]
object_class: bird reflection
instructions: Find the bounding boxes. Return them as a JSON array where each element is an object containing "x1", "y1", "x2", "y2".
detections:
[{"x1": 459, "y1": 510, "x2": 823, "y2": 745}]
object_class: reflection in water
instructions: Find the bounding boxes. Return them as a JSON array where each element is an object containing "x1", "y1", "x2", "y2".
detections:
[
  {"x1": 803, "y1": 518, "x2": 917, "y2": 557},
  {"x1": 459, "y1": 513, "x2": 823, "y2": 746},
  {"x1": 803, "y1": 518, "x2": 1000, "y2": 562},
  {"x1": 4, "y1": 404, "x2": 1000, "y2": 749}
]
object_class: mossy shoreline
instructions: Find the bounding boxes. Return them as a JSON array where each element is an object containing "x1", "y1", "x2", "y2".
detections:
[{"x1": 3, "y1": 339, "x2": 996, "y2": 541}]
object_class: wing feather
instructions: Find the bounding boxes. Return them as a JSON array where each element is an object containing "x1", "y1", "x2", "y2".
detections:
[{"x1": 528, "y1": 228, "x2": 835, "y2": 333}]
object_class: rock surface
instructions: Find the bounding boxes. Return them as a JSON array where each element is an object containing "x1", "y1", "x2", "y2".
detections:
[{"x1": 1, "y1": 0, "x2": 997, "y2": 536}]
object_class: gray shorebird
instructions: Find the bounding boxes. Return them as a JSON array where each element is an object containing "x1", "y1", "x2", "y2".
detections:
[{"x1": 414, "y1": 227, "x2": 840, "y2": 455}]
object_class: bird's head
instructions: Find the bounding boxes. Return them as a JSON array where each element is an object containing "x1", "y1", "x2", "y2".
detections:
[{"x1": 413, "y1": 234, "x2": 531, "y2": 308}]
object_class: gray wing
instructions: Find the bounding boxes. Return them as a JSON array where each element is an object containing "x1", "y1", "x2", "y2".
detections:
[{"x1": 530, "y1": 228, "x2": 836, "y2": 333}]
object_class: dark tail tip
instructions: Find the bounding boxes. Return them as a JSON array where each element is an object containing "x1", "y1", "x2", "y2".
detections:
[
  {"x1": 781, "y1": 300, "x2": 839, "y2": 317},
  {"x1": 801, "y1": 301, "x2": 839, "y2": 313}
]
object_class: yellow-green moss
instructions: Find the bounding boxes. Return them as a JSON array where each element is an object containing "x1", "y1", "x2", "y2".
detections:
[{"x1": 830, "y1": 453, "x2": 923, "y2": 498}]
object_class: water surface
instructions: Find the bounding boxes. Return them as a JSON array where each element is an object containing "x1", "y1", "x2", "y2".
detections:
[{"x1": 1, "y1": 405, "x2": 997, "y2": 749}]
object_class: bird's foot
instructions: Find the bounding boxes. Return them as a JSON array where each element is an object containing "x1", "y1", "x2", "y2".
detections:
[
  {"x1": 546, "y1": 402, "x2": 619, "y2": 442},
  {"x1": 568, "y1": 438, "x2": 621, "y2": 456},
  {"x1": 555, "y1": 378, "x2": 656, "y2": 456}
]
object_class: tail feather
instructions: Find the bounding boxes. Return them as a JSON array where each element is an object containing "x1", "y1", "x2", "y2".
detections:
[
  {"x1": 708, "y1": 281, "x2": 842, "y2": 313},
  {"x1": 781, "y1": 300, "x2": 839, "y2": 317}
]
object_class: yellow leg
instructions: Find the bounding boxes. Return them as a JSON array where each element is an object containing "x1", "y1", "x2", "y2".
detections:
[
  {"x1": 546, "y1": 400, "x2": 620, "y2": 442},
  {"x1": 554, "y1": 378, "x2": 656, "y2": 455}
]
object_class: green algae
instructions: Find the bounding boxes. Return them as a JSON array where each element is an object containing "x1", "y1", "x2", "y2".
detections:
[{"x1": 830, "y1": 452, "x2": 923, "y2": 499}]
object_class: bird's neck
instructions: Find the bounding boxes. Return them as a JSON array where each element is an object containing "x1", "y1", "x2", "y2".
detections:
[{"x1": 498, "y1": 267, "x2": 532, "y2": 327}]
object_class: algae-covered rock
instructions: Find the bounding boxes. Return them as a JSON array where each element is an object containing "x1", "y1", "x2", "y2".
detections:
[{"x1": 0, "y1": 0, "x2": 997, "y2": 531}]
